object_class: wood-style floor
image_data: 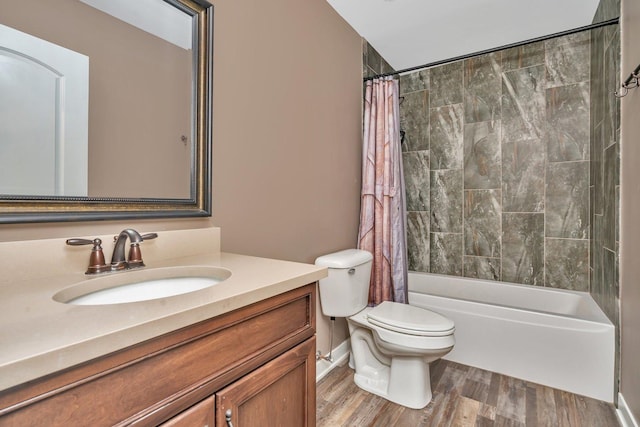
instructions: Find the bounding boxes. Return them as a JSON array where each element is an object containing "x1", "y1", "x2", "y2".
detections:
[{"x1": 316, "y1": 359, "x2": 619, "y2": 427}]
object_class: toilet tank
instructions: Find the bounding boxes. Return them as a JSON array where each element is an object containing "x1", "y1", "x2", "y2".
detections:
[{"x1": 315, "y1": 249, "x2": 373, "y2": 317}]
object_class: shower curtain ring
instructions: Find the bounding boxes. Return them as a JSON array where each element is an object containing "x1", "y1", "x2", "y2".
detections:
[{"x1": 614, "y1": 85, "x2": 629, "y2": 98}]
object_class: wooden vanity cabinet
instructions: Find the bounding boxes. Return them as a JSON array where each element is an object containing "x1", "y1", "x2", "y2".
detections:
[
  {"x1": 216, "y1": 337, "x2": 315, "y2": 427},
  {"x1": 0, "y1": 284, "x2": 317, "y2": 427}
]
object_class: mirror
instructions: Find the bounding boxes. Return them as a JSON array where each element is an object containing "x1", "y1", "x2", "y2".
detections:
[{"x1": 0, "y1": 0, "x2": 212, "y2": 223}]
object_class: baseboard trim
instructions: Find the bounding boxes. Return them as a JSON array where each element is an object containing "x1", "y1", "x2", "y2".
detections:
[
  {"x1": 618, "y1": 393, "x2": 639, "y2": 427},
  {"x1": 315, "y1": 339, "x2": 350, "y2": 382}
]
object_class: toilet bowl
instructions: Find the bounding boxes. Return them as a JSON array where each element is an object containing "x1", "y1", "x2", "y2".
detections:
[{"x1": 315, "y1": 249, "x2": 455, "y2": 409}]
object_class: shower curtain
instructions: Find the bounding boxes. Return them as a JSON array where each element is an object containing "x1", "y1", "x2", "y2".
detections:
[{"x1": 357, "y1": 76, "x2": 408, "y2": 305}]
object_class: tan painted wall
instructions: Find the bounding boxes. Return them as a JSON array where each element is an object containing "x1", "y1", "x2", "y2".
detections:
[
  {"x1": 210, "y1": 0, "x2": 362, "y2": 354},
  {"x1": 620, "y1": 0, "x2": 640, "y2": 418},
  {"x1": 0, "y1": 1, "x2": 362, "y2": 357}
]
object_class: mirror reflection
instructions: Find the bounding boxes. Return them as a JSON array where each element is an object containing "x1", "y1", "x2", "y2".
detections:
[
  {"x1": 0, "y1": 23, "x2": 89, "y2": 197},
  {"x1": 1, "y1": 0, "x2": 193, "y2": 199},
  {"x1": 0, "y1": 0, "x2": 212, "y2": 222}
]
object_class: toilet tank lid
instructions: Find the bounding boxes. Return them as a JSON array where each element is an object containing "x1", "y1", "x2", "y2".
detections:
[{"x1": 315, "y1": 249, "x2": 373, "y2": 268}]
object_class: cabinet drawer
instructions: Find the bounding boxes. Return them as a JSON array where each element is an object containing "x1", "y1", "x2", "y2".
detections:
[
  {"x1": 0, "y1": 284, "x2": 315, "y2": 426},
  {"x1": 160, "y1": 396, "x2": 214, "y2": 427}
]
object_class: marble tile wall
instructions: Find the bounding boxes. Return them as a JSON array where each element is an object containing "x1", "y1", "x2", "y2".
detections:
[
  {"x1": 590, "y1": 0, "x2": 620, "y2": 328},
  {"x1": 362, "y1": 40, "x2": 395, "y2": 79},
  {"x1": 400, "y1": 31, "x2": 594, "y2": 290},
  {"x1": 590, "y1": 0, "x2": 620, "y2": 397}
]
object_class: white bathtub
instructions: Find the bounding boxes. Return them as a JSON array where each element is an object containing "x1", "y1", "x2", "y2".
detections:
[{"x1": 407, "y1": 272, "x2": 615, "y2": 402}]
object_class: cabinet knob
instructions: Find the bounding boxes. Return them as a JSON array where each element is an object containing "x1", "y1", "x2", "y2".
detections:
[{"x1": 225, "y1": 409, "x2": 234, "y2": 427}]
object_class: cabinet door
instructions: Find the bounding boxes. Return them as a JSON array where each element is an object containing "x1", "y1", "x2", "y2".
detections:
[{"x1": 216, "y1": 337, "x2": 316, "y2": 427}]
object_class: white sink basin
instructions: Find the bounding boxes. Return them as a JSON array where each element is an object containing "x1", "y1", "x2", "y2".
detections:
[{"x1": 53, "y1": 266, "x2": 231, "y2": 306}]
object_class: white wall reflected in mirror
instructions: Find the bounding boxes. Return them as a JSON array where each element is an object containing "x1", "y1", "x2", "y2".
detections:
[{"x1": 0, "y1": 24, "x2": 88, "y2": 197}]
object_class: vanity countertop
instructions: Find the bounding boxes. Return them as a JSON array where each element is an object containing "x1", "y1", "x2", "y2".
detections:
[{"x1": 0, "y1": 229, "x2": 327, "y2": 392}]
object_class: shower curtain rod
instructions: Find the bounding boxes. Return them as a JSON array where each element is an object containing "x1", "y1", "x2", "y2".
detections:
[{"x1": 364, "y1": 17, "x2": 620, "y2": 81}]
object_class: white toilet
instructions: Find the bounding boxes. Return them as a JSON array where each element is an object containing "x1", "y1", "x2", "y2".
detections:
[{"x1": 315, "y1": 249, "x2": 455, "y2": 409}]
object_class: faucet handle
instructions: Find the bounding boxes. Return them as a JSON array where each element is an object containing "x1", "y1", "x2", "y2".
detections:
[
  {"x1": 127, "y1": 232, "x2": 158, "y2": 268},
  {"x1": 66, "y1": 238, "x2": 110, "y2": 274},
  {"x1": 111, "y1": 232, "x2": 157, "y2": 242},
  {"x1": 66, "y1": 238, "x2": 95, "y2": 246}
]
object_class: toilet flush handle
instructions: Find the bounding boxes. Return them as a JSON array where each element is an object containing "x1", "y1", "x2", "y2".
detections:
[{"x1": 348, "y1": 268, "x2": 356, "y2": 275}]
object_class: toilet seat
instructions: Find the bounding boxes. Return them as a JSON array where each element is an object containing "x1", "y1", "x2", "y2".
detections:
[
  {"x1": 367, "y1": 301, "x2": 455, "y2": 337},
  {"x1": 350, "y1": 304, "x2": 455, "y2": 355}
]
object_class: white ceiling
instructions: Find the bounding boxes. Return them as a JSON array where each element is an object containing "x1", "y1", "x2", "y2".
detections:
[
  {"x1": 80, "y1": 0, "x2": 192, "y2": 50},
  {"x1": 327, "y1": 0, "x2": 601, "y2": 71}
]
